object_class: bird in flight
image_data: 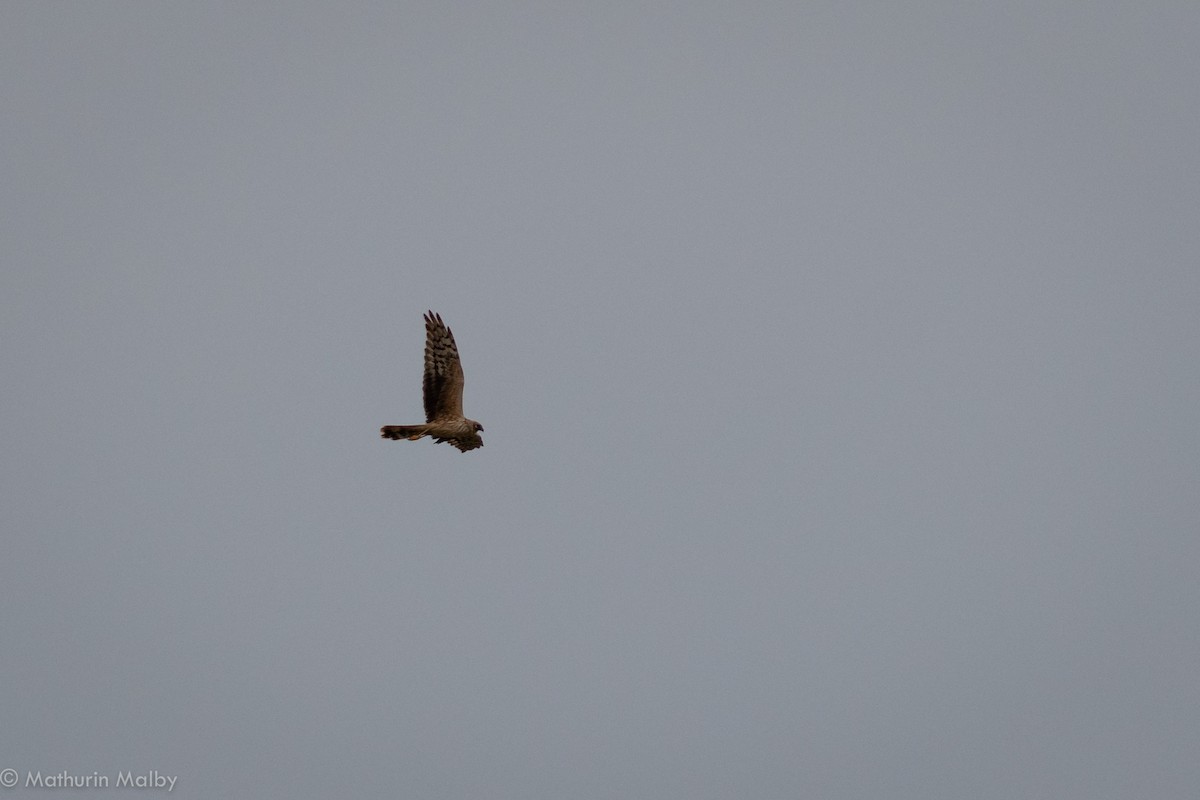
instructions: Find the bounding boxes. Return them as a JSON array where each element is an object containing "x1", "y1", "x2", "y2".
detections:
[{"x1": 381, "y1": 311, "x2": 484, "y2": 452}]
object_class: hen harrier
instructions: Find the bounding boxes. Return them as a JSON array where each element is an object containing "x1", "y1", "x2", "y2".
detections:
[{"x1": 381, "y1": 311, "x2": 484, "y2": 452}]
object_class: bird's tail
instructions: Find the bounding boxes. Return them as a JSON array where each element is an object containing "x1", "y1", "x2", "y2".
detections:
[{"x1": 381, "y1": 424, "x2": 431, "y2": 441}]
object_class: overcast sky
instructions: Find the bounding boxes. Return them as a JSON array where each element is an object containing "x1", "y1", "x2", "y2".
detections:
[{"x1": 3, "y1": 3, "x2": 1198, "y2": 798}]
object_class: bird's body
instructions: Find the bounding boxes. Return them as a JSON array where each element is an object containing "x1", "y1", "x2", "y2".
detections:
[{"x1": 381, "y1": 311, "x2": 483, "y2": 452}]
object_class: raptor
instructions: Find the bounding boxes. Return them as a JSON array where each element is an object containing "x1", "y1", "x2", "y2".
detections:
[{"x1": 381, "y1": 311, "x2": 484, "y2": 452}]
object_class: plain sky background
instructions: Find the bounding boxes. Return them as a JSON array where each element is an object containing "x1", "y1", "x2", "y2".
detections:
[{"x1": 3, "y1": 3, "x2": 1198, "y2": 798}]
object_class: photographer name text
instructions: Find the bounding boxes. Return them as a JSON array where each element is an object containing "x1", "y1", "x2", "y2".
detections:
[{"x1": 1, "y1": 769, "x2": 177, "y2": 792}]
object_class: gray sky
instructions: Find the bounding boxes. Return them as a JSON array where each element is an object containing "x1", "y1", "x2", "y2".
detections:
[{"x1": 3, "y1": 3, "x2": 1198, "y2": 798}]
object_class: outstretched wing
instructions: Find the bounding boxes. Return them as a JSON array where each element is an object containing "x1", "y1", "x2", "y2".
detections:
[{"x1": 422, "y1": 311, "x2": 466, "y2": 421}]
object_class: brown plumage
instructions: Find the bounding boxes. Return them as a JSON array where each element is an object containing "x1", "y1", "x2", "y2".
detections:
[{"x1": 381, "y1": 311, "x2": 484, "y2": 452}]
